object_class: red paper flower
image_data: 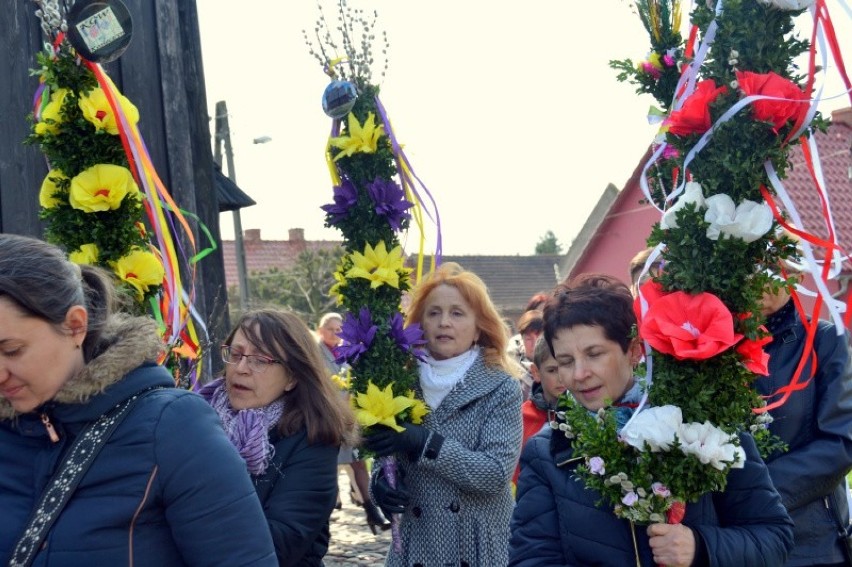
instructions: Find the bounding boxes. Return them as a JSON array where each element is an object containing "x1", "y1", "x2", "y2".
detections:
[
  {"x1": 735, "y1": 328, "x2": 772, "y2": 375},
  {"x1": 736, "y1": 70, "x2": 808, "y2": 132},
  {"x1": 640, "y1": 291, "x2": 743, "y2": 360},
  {"x1": 666, "y1": 79, "x2": 728, "y2": 136}
]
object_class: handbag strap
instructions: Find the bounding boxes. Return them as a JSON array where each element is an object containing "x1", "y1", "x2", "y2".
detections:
[{"x1": 8, "y1": 387, "x2": 162, "y2": 567}]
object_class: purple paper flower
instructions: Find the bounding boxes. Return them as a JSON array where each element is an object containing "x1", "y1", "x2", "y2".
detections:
[
  {"x1": 588, "y1": 456, "x2": 606, "y2": 476},
  {"x1": 622, "y1": 491, "x2": 639, "y2": 507},
  {"x1": 336, "y1": 307, "x2": 378, "y2": 364},
  {"x1": 652, "y1": 482, "x2": 671, "y2": 498},
  {"x1": 321, "y1": 178, "x2": 358, "y2": 226},
  {"x1": 366, "y1": 177, "x2": 413, "y2": 231},
  {"x1": 388, "y1": 312, "x2": 427, "y2": 360}
]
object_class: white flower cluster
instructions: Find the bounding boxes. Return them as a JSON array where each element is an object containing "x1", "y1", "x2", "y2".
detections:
[
  {"x1": 660, "y1": 181, "x2": 774, "y2": 243},
  {"x1": 620, "y1": 406, "x2": 746, "y2": 471}
]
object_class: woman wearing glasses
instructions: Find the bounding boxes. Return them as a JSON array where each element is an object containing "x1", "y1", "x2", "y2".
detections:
[{"x1": 200, "y1": 309, "x2": 357, "y2": 567}]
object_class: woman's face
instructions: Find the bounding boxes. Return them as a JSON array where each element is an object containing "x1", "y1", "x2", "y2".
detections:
[
  {"x1": 224, "y1": 327, "x2": 293, "y2": 410},
  {"x1": 550, "y1": 324, "x2": 638, "y2": 411},
  {"x1": 421, "y1": 284, "x2": 481, "y2": 360},
  {"x1": 0, "y1": 298, "x2": 87, "y2": 413}
]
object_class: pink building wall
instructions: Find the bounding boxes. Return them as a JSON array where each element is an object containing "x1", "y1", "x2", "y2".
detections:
[{"x1": 568, "y1": 199, "x2": 660, "y2": 286}]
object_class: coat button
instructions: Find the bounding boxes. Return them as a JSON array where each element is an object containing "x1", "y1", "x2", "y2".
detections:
[
  {"x1": 413, "y1": 564, "x2": 424, "y2": 567},
  {"x1": 412, "y1": 506, "x2": 422, "y2": 517},
  {"x1": 461, "y1": 562, "x2": 470, "y2": 567},
  {"x1": 449, "y1": 501, "x2": 460, "y2": 513}
]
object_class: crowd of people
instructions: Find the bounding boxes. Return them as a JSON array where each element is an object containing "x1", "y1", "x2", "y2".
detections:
[{"x1": 1, "y1": 233, "x2": 850, "y2": 566}]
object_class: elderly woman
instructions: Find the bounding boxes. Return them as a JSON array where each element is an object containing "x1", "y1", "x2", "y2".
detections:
[
  {"x1": 365, "y1": 262, "x2": 523, "y2": 567},
  {"x1": 200, "y1": 309, "x2": 358, "y2": 567},
  {"x1": 0, "y1": 234, "x2": 276, "y2": 566},
  {"x1": 509, "y1": 274, "x2": 794, "y2": 567}
]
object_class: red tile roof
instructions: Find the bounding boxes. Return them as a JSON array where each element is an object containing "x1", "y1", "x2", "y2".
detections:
[
  {"x1": 221, "y1": 229, "x2": 342, "y2": 288},
  {"x1": 780, "y1": 108, "x2": 852, "y2": 269}
]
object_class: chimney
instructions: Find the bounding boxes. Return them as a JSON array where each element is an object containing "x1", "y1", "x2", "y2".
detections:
[
  {"x1": 831, "y1": 107, "x2": 852, "y2": 127},
  {"x1": 289, "y1": 228, "x2": 305, "y2": 242},
  {"x1": 244, "y1": 229, "x2": 261, "y2": 242}
]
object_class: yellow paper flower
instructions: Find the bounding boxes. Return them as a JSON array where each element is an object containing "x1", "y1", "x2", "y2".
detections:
[
  {"x1": 39, "y1": 169, "x2": 67, "y2": 209},
  {"x1": 68, "y1": 243, "x2": 99, "y2": 265},
  {"x1": 329, "y1": 268, "x2": 347, "y2": 305},
  {"x1": 69, "y1": 163, "x2": 139, "y2": 213},
  {"x1": 329, "y1": 111, "x2": 385, "y2": 161},
  {"x1": 331, "y1": 368, "x2": 352, "y2": 390},
  {"x1": 78, "y1": 85, "x2": 139, "y2": 135},
  {"x1": 346, "y1": 241, "x2": 407, "y2": 289},
  {"x1": 354, "y1": 382, "x2": 415, "y2": 432},
  {"x1": 35, "y1": 88, "x2": 69, "y2": 135},
  {"x1": 113, "y1": 249, "x2": 164, "y2": 300},
  {"x1": 406, "y1": 391, "x2": 429, "y2": 424}
]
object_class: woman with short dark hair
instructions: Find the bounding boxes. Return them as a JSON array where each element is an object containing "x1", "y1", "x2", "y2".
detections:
[{"x1": 510, "y1": 274, "x2": 795, "y2": 567}]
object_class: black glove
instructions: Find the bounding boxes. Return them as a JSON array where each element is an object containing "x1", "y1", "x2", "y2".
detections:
[
  {"x1": 371, "y1": 466, "x2": 410, "y2": 517},
  {"x1": 364, "y1": 424, "x2": 436, "y2": 461}
]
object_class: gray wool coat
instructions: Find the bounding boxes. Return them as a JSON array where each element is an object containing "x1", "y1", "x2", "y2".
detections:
[{"x1": 382, "y1": 352, "x2": 523, "y2": 567}]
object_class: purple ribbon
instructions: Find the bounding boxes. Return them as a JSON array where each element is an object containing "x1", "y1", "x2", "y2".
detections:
[{"x1": 373, "y1": 95, "x2": 443, "y2": 265}]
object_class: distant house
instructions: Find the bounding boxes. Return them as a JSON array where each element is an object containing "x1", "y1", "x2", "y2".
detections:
[
  {"x1": 220, "y1": 228, "x2": 342, "y2": 288},
  {"x1": 222, "y1": 231, "x2": 564, "y2": 326},
  {"x1": 563, "y1": 107, "x2": 852, "y2": 317},
  {"x1": 410, "y1": 255, "x2": 564, "y2": 328}
]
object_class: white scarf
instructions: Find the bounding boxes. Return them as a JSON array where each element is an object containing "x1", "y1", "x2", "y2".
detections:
[{"x1": 418, "y1": 347, "x2": 479, "y2": 410}]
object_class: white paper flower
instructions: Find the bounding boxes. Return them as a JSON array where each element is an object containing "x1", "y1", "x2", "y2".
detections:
[
  {"x1": 660, "y1": 182, "x2": 706, "y2": 230},
  {"x1": 704, "y1": 194, "x2": 774, "y2": 243},
  {"x1": 678, "y1": 421, "x2": 744, "y2": 470},
  {"x1": 756, "y1": 0, "x2": 814, "y2": 10},
  {"x1": 620, "y1": 406, "x2": 683, "y2": 452}
]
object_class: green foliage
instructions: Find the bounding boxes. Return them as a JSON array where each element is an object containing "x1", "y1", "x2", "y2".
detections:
[
  {"x1": 232, "y1": 248, "x2": 344, "y2": 323},
  {"x1": 26, "y1": 44, "x2": 159, "y2": 306},
  {"x1": 650, "y1": 352, "x2": 762, "y2": 427},
  {"x1": 609, "y1": 0, "x2": 685, "y2": 110},
  {"x1": 534, "y1": 230, "x2": 563, "y2": 255}
]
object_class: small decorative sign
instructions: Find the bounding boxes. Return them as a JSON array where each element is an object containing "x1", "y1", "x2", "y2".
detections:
[{"x1": 67, "y1": 0, "x2": 133, "y2": 63}]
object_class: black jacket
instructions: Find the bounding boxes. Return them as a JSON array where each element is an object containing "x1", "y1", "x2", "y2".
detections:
[
  {"x1": 253, "y1": 428, "x2": 340, "y2": 566},
  {"x1": 759, "y1": 300, "x2": 852, "y2": 566},
  {"x1": 510, "y1": 427, "x2": 794, "y2": 566}
]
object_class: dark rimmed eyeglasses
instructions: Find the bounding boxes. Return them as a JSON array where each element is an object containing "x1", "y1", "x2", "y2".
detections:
[{"x1": 220, "y1": 345, "x2": 280, "y2": 373}]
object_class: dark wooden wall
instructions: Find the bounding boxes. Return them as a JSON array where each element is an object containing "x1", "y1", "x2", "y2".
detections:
[{"x1": 0, "y1": 0, "x2": 228, "y2": 375}]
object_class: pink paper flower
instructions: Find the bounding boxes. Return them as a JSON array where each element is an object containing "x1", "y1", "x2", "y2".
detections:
[
  {"x1": 622, "y1": 491, "x2": 639, "y2": 507},
  {"x1": 589, "y1": 456, "x2": 606, "y2": 476}
]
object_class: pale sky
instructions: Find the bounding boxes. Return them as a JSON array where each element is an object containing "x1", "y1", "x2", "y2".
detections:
[{"x1": 196, "y1": 1, "x2": 851, "y2": 256}]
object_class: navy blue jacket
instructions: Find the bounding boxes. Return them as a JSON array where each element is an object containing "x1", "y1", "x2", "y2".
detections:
[
  {"x1": 253, "y1": 429, "x2": 340, "y2": 566},
  {"x1": 509, "y1": 427, "x2": 794, "y2": 566},
  {"x1": 0, "y1": 317, "x2": 276, "y2": 566},
  {"x1": 759, "y1": 300, "x2": 852, "y2": 566}
]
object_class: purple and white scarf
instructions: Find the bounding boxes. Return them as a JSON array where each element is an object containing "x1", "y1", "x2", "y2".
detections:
[{"x1": 198, "y1": 377, "x2": 284, "y2": 475}]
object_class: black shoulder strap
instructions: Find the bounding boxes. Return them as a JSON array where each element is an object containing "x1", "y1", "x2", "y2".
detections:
[{"x1": 8, "y1": 387, "x2": 163, "y2": 567}]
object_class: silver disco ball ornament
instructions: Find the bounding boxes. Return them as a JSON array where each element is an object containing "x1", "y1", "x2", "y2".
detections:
[{"x1": 322, "y1": 81, "x2": 358, "y2": 119}]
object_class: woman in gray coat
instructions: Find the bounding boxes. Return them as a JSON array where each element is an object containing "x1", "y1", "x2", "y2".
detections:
[{"x1": 366, "y1": 262, "x2": 523, "y2": 567}]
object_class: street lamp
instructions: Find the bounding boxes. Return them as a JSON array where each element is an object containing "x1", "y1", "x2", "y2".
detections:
[{"x1": 213, "y1": 100, "x2": 271, "y2": 313}]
